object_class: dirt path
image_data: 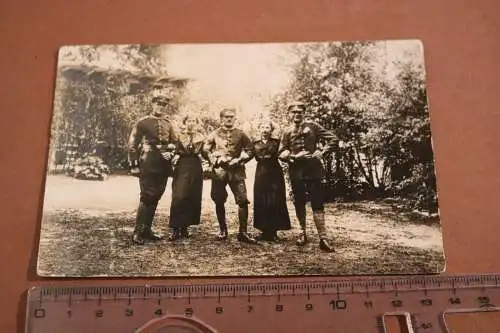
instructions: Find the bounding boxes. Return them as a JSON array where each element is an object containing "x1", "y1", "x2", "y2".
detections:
[{"x1": 37, "y1": 174, "x2": 445, "y2": 277}]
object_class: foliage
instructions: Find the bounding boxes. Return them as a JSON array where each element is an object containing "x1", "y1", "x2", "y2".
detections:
[
  {"x1": 67, "y1": 154, "x2": 111, "y2": 181},
  {"x1": 272, "y1": 41, "x2": 438, "y2": 213},
  {"x1": 51, "y1": 45, "x2": 187, "y2": 174}
]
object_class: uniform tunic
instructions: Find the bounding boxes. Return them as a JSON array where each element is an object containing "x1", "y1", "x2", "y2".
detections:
[
  {"x1": 279, "y1": 121, "x2": 338, "y2": 211},
  {"x1": 128, "y1": 114, "x2": 177, "y2": 203},
  {"x1": 252, "y1": 137, "x2": 292, "y2": 233},
  {"x1": 279, "y1": 121, "x2": 337, "y2": 181},
  {"x1": 204, "y1": 127, "x2": 255, "y2": 205}
]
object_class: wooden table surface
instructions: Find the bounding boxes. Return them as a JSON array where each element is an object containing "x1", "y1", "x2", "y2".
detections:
[{"x1": 1, "y1": 1, "x2": 500, "y2": 332}]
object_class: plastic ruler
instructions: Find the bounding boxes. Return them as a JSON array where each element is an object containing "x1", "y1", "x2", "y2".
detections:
[{"x1": 24, "y1": 274, "x2": 500, "y2": 333}]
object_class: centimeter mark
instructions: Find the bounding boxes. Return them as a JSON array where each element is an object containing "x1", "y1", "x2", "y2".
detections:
[{"x1": 31, "y1": 274, "x2": 500, "y2": 302}]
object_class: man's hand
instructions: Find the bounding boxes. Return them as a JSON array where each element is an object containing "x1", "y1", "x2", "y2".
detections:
[
  {"x1": 228, "y1": 157, "x2": 242, "y2": 167},
  {"x1": 294, "y1": 151, "x2": 311, "y2": 160},
  {"x1": 130, "y1": 167, "x2": 140, "y2": 177},
  {"x1": 166, "y1": 143, "x2": 177, "y2": 151},
  {"x1": 311, "y1": 149, "x2": 323, "y2": 159},
  {"x1": 161, "y1": 151, "x2": 174, "y2": 161},
  {"x1": 240, "y1": 151, "x2": 250, "y2": 161},
  {"x1": 215, "y1": 155, "x2": 231, "y2": 168},
  {"x1": 279, "y1": 150, "x2": 291, "y2": 161},
  {"x1": 171, "y1": 154, "x2": 180, "y2": 167}
]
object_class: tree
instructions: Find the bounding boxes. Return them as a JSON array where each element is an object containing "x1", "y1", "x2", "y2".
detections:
[
  {"x1": 272, "y1": 41, "x2": 438, "y2": 212},
  {"x1": 50, "y1": 45, "x2": 188, "y2": 175}
]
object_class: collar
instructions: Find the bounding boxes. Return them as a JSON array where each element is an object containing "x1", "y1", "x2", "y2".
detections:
[{"x1": 219, "y1": 126, "x2": 235, "y2": 134}]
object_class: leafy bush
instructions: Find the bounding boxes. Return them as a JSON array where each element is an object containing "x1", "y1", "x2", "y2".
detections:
[
  {"x1": 271, "y1": 41, "x2": 438, "y2": 213},
  {"x1": 67, "y1": 154, "x2": 111, "y2": 181}
]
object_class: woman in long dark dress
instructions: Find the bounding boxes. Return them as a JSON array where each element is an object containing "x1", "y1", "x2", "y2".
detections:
[
  {"x1": 253, "y1": 122, "x2": 292, "y2": 241},
  {"x1": 168, "y1": 115, "x2": 208, "y2": 241}
]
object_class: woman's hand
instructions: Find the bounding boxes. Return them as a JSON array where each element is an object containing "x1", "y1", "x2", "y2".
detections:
[
  {"x1": 161, "y1": 151, "x2": 174, "y2": 161},
  {"x1": 171, "y1": 154, "x2": 180, "y2": 167}
]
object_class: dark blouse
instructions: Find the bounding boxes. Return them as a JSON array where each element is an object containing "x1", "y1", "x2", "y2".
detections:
[
  {"x1": 253, "y1": 137, "x2": 280, "y2": 161},
  {"x1": 175, "y1": 131, "x2": 208, "y2": 158}
]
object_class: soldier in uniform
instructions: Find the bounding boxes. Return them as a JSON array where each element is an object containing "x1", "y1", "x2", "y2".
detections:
[
  {"x1": 204, "y1": 107, "x2": 257, "y2": 244},
  {"x1": 128, "y1": 94, "x2": 178, "y2": 245},
  {"x1": 279, "y1": 101, "x2": 337, "y2": 252}
]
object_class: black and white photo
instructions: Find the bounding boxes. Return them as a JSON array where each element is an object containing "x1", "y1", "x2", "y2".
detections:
[{"x1": 37, "y1": 40, "x2": 445, "y2": 277}]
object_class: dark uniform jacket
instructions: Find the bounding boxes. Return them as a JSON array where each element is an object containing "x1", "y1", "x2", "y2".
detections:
[
  {"x1": 279, "y1": 121, "x2": 338, "y2": 181},
  {"x1": 128, "y1": 115, "x2": 177, "y2": 175},
  {"x1": 204, "y1": 127, "x2": 255, "y2": 181}
]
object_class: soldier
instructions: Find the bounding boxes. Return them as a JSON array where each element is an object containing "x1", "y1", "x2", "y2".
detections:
[
  {"x1": 204, "y1": 107, "x2": 257, "y2": 243},
  {"x1": 279, "y1": 101, "x2": 337, "y2": 252},
  {"x1": 128, "y1": 94, "x2": 177, "y2": 245}
]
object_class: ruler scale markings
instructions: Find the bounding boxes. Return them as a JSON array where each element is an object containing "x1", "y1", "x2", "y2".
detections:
[{"x1": 25, "y1": 275, "x2": 500, "y2": 333}]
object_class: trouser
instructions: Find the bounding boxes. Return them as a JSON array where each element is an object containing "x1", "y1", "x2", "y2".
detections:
[
  {"x1": 290, "y1": 178, "x2": 327, "y2": 239},
  {"x1": 211, "y1": 178, "x2": 250, "y2": 233},
  {"x1": 133, "y1": 172, "x2": 169, "y2": 236}
]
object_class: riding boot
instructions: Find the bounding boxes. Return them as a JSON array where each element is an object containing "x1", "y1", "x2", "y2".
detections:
[
  {"x1": 215, "y1": 203, "x2": 228, "y2": 240},
  {"x1": 312, "y1": 210, "x2": 334, "y2": 252},
  {"x1": 237, "y1": 205, "x2": 257, "y2": 244},
  {"x1": 295, "y1": 204, "x2": 308, "y2": 246},
  {"x1": 132, "y1": 202, "x2": 149, "y2": 245},
  {"x1": 144, "y1": 201, "x2": 163, "y2": 241}
]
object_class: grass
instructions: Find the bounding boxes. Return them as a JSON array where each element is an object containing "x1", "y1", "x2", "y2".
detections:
[{"x1": 37, "y1": 200, "x2": 446, "y2": 277}]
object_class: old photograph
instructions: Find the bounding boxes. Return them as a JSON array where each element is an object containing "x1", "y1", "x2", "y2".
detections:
[{"x1": 37, "y1": 40, "x2": 445, "y2": 277}]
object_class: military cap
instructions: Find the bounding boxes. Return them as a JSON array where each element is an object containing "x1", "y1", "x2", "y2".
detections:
[
  {"x1": 220, "y1": 107, "x2": 237, "y2": 117},
  {"x1": 287, "y1": 101, "x2": 306, "y2": 112}
]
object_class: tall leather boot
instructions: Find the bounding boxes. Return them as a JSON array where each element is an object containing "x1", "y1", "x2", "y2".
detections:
[
  {"x1": 312, "y1": 210, "x2": 334, "y2": 252},
  {"x1": 236, "y1": 205, "x2": 257, "y2": 244},
  {"x1": 295, "y1": 204, "x2": 308, "y2": 246},
  {"x1": 144, "y1": 201, "x2": 163, "y2": 241},
  {"x1": 132, "y1": 202, "x2": 149, "y2": 245},
  {"x1": 215, "y1": 203, "x2": 228, "y2": 240}
]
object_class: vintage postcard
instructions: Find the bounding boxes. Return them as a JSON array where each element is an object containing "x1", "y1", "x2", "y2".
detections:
[{"x1": 37, "y1": 40, "x2": 445, "y2": 277}]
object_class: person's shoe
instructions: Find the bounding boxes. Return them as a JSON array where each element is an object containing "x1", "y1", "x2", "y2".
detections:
[
  {"x1": 145, "y1": 231, "x2": 164, "y2": 241},
  {"x1": 167, "y1": 230, "x2": 181, "y2": 241},
  {"x1": 296, "y1": 232, "x2": 308, "y2": 246},
  {"x1": 237, "y1": 232, "x2": 257, "y2": 244},
  {"x1": 319, "y1": 238, "x2": 335, "y2": 252},
  {"x1": 132, "y1": 234, "x2": 145, "y2": 245},
  {"x1": 256, "y1": 232, "x2": 273, "y2": 241},
  {"x1": 180, "y1": 227, "x2": 190, "y2": 239},
  {"x1": 216, "y1": 229, "x2": 228, "y2": 240}
]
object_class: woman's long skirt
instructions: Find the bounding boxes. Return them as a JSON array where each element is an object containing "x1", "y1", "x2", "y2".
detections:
[
  {"x1": 169, "y1": 155, "x2": 203, "y2": 229},
  {"x1": 253, "y1": 159, "x2": 292, "y2": 233}
]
